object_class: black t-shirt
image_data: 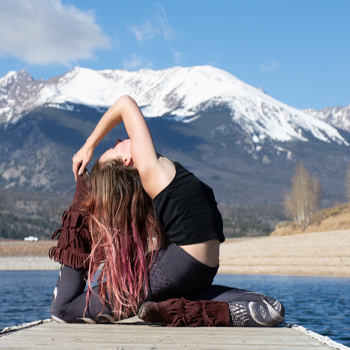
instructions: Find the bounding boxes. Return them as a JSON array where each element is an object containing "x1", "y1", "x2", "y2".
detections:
[{"x1": 152, "y1": 162, "x2": 225, "y2": 245}]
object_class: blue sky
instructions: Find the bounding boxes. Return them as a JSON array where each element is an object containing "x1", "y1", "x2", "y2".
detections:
[{"x1": 0, "y1": 0, "x2": 349, "y2": 110}]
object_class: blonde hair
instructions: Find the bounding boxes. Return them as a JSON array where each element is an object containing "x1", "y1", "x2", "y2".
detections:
[{"x1": 84, "y1": 158, "x2": 162, "y2": 319}]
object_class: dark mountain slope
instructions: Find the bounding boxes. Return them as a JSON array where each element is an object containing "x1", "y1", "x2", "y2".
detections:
[{"x1": 1, "y1": 105, "x2": 349, "y2": 207}]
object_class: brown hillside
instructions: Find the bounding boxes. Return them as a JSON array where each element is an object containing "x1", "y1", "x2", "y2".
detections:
[{"x1": 271, "y1": 203, "x2": 350, "y2": 236}]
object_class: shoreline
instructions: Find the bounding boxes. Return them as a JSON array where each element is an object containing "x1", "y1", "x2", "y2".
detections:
[
  {"x1": 0, "y1": 257, "x2": 349, "y2": 279},
  {"x1": 1, "y1": 229, "x2": 349, "y2": 277},
  {"x1": 219, "y1": 229, "x2": 350, "y2": 278}
]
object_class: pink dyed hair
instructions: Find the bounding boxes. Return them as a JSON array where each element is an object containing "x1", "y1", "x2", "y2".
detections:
[{"x1": 83, "y1": 158, "x2": 162, "y2": 320}]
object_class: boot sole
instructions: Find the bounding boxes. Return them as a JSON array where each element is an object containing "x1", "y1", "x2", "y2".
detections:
[
  {"x1": 138, "y1": 302, "x2": 166, "y2": 324},
  {"x1": 138, "y1": 302, "x2": 152, "y2": 320}
]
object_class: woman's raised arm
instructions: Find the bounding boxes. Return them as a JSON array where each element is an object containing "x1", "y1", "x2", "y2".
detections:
[{"x1": 72, "y1": 95, "x2": 158, "y2": 181}]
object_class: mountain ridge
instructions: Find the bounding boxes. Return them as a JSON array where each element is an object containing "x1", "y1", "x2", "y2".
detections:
[
  {"x1": 1, "y1": 65, "x2": 350, "y2": 209},
  {"x1": 304, "y1": 105, "x2": 350, "y2": 133},
  {"x1": 1, "y1": 65, "x2": 347, "y2": 147}
]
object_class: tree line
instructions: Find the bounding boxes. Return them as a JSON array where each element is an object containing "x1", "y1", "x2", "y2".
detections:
[
  {"x1": 1, "y1": 162, "x2": 350, "y2": 239},
  {"x1": 0, "y1": 189, "x2": 71, "y2": 240}
]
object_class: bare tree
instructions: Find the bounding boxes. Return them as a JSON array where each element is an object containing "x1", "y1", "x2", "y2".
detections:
[
  {"x1": 284, "y1": 161, "x2": 321, "y2": 224},
  {"x1": 345, "y1": 164, "x2": 350, "y2": 203}
]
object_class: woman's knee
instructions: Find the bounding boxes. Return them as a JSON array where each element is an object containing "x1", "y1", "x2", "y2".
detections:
[
  {"x1": 262, "y1": 297, "x2": 285, "y2": 326},
  {"x1": 50, "y1": 266, "x2": 88, "y2": 323},
  {"x1": 51, "y1": 300, "x2": 66, "y2": 323},
  {"x1": 51, "y1": 286, "x2": 69, "y2": 323}
]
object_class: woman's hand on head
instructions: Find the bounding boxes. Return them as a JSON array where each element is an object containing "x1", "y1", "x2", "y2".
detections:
[{"x1": 72, "y1": 145, "x2": 94, "y2": 181}]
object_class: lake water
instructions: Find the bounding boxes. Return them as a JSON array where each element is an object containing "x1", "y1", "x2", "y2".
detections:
[{"x1": 0, "y1": 271, "x2": 349, "y2": 347}]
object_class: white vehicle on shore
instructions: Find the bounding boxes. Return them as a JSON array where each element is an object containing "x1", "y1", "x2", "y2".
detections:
[{"x1": 24, "y1": 236, "x2": 39, "y2": 242}]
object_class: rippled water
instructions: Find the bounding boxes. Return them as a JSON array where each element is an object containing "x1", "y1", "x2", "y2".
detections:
[
  {"x1": 214, "y1": 274, "x2": 350, "y2": 347},
  {"x1": 0, "y1": 271, "x2": 56, "y2": 331},
  {"x1": 0, "y1": 271, "x2": 349, "y2": 347}
]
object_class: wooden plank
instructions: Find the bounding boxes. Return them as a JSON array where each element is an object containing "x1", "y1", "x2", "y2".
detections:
[
  {"x1": 0, "y1": 320, "x2": 334, "y2": 350},
  {"x1": 6, "y1": 333, "x2": 323, "y2": 346},
  {"x1": 6, "y1": 325, "x2": 319, "y2": 340},
  {"x1": 0, "y1": 344, "x2": 330, "y2": 350},
  {"x1": 0, "y1": 324, "x2": 330, "y2": 346},
  {"x1": 0, "y1": 339, "x2": 330, "y2": 350}
]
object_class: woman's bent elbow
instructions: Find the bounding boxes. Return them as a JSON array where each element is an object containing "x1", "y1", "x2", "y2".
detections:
[{"x1": 118, "y1": 94, "x2": 136, "y2": 106}]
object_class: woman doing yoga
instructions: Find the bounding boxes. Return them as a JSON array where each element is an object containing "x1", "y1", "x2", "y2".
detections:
[{"x1": 50, "y1": 95, "x2": 285, "y2": 327}]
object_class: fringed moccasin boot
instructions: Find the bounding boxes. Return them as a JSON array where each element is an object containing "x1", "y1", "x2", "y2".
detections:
[{"x1": 138, "y1": 297, "x2": 230, "y2": 327}]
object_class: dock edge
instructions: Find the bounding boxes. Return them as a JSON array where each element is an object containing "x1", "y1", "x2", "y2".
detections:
[
  {"x1": 291, "y1": 324, "x2": 349, "y2": 350},
  {"x1": 0, "y1": 319, "x2": 52, "y2": 335}
]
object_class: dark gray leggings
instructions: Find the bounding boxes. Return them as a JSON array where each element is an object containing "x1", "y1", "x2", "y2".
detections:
[{"x1": 51, "y1": 243, "x2": 284, "y2": 326}]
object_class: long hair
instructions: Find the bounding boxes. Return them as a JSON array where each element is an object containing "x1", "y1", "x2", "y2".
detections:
[{"x1": 83, "y1": 158, "x2": 162, "y2": 320}]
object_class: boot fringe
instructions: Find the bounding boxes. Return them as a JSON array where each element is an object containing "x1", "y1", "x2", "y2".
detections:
[
  {"x1": 168, "y1": 298, "x2": 230, "y2": 327},
  {"x1": 183, "y1": 300, "x2": 214, "y2": 327},
  {"x1": 167, "y1": 299, "x2": 187, "y2": 327},
  {"x1": 48, "y1": 246, "x2": 90, "y2": 270},
  {"x1": 48, "y1": 174, "x2": 92, "y2": 270}
]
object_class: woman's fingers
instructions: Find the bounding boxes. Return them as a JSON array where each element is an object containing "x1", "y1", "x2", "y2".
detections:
[
  {"x1": 72, "y1": 147, "x2": 93, "y2": 181},
  {"x1": 72, "y1": 153, "x2": 82, "y2": 181},
  {"x1": 78, "y1": 159, "x2": 89, "y2": 176}
]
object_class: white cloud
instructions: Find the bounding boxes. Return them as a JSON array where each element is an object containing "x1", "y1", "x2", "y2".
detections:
[
  {"x1": 130, "y1": 4, "x2": 176, "y2": 43},
  {"x1": 173, "y1": 51, "x2": 184, "y2": 64},
  {"x1": 0, "y1": 0, "x2": 111, "y2": 65},
  {"x1": 130, "y1": 21, "x2": 155, "y2": 42},
  {"x1": 122, "y1": 54, "x2": 153, "y2": 70},
  {"x1": 154, "y1": 4, "x2": 175, "y2": 40},
  {"x1": 260, "y1": 59, "x2": 279, "y2": 72}
]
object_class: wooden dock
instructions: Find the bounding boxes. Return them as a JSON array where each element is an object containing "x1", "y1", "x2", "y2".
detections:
[{"x1": 1, "y1": 317, "x2": 345, "y2": 350}]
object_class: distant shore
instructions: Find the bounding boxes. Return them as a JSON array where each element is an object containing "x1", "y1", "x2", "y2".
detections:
[
  {"x1": 0, "y1": 240, "x2": 58, "y2": 270},
  {"x1": 219, "y1": 229, "x2": 350, "y2": 277},
  {"x1": 1, "y1": 230, "x2": 349, "y2": 277}
]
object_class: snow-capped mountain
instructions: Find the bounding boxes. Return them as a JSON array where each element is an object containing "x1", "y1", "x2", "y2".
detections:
[
  {"x1": 0, "y1": 65, "x2": 347, "y2": 146},
  {"x1": 304, "y1": 105, "x2": 350, "y2": 133},
  {"x1": 1, "y1": 65, "x2": 350, "y2": 208}
]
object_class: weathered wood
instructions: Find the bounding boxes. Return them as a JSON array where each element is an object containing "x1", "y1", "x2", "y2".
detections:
[{"x1": 0, "y1": 318, "x2": 335, "y2": 350}]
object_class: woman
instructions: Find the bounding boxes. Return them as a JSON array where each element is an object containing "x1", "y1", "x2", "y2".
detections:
[{"x1": 51, "y1": 95, "x2": 284, "y2": 327}]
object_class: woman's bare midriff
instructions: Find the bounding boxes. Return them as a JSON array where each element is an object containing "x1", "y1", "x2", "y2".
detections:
[{"x1": 179, "y1": 239, "x2": 220, "y2": 268}]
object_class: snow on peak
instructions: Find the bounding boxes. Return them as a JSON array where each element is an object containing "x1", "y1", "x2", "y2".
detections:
[
  {"x1": 303, "y1": 105, "x2": 350, "y2": 134},
  {"x1": 0, "y1": 65, "x2": 348, "y2": 145},
  {"x1": 3, "y1": 71, "x2": 17, "y2": 79}
]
